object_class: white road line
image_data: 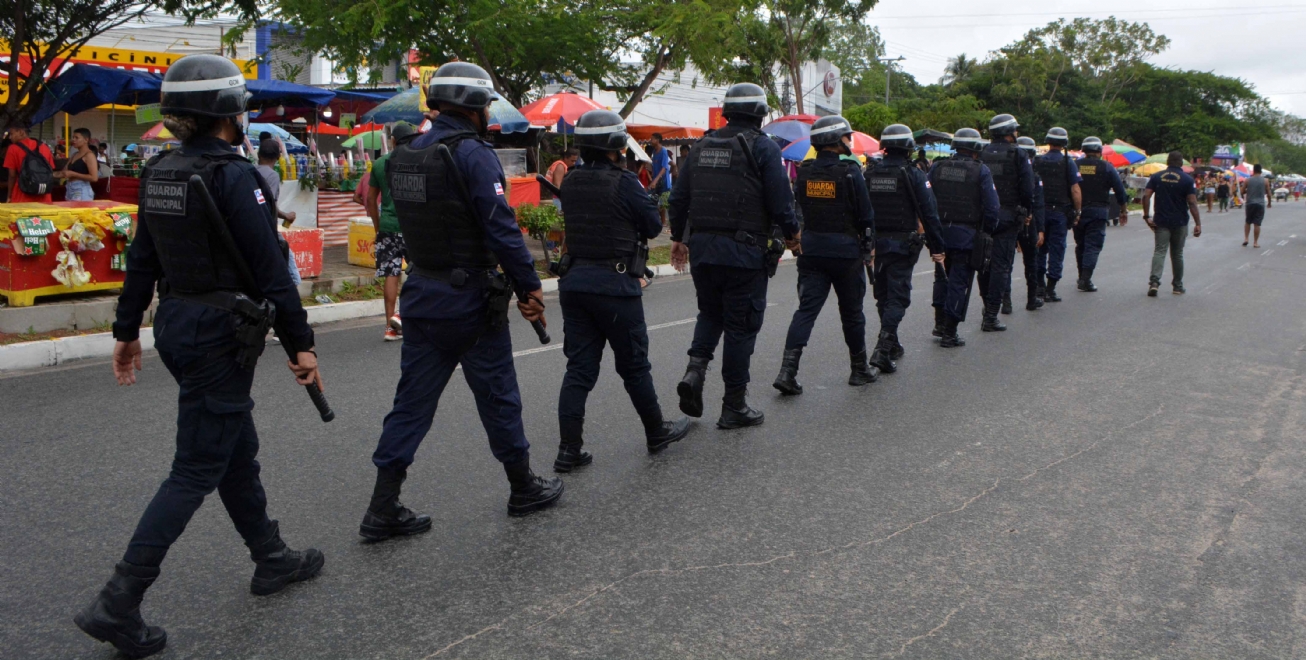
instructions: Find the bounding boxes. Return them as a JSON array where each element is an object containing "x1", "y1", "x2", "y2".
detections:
[
  {"x1": 509, "y1": 316, "x2": 699, "y2": 358},
  {"x1": 1237, "y1": 262, "x2": 1251, "y2": 271},
  {"x1": 914, "y1": 270, "x2": 934, "y2": 276},
  {"x1": 1278, "y1": 240, "x2": 1289, "y2": 246},
  {"x1": 647, "y1": 318, "x2": 697, "y2": 331},
  {"x1": 1262, "y1": 249, "x2": 1275, "y2": 256}
]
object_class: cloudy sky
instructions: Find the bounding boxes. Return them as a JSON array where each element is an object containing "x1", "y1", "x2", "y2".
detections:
[{"x1": 869, "y1": 0, "x2": 1306, "y2": 116}]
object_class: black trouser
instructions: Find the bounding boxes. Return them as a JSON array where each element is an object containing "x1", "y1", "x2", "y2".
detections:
[
  {"x1": 978, "y1": 231, "x2": 1018, "y2": 308},
  {"x1": 931, "y1": 249, "x2": 978, "y2": 321},
  {"x1": 873, "y1": 247, "x2": 921, "y2": 335},
  {"x1": 688, "y1": 263, "x2": 769, "y2": 388},
  {"x1": 1017, "y1": 227, "x2": 1040, "y2": 296},
  {"x1": 558, "y1": 291, "x2": 660, "y2": 426},
  {"x1": 783, "y1": 255, "x2": 866, "y2": 353}
]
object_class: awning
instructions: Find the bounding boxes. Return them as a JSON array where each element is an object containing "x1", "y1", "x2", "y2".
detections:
[
  {"x1": 330, "y1": 89, "x2": 398, "y2": 103},
  {"x1": 245, "y1": 79, "x2": 336, "y2": 107},
  {"x1": 30, "y1": 64, "x2": 163, "y2": 125},
  {"x1": 912, "y1": 129, "x2": 953, "y2": 144},
  {"x1": 625, "y1": 124, "x2": 705, "y2": 141}
]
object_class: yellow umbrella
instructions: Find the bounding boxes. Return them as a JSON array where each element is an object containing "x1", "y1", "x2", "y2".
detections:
[{"x1": 1134, "y1": 162, "x2": 1167, "y2": 176}]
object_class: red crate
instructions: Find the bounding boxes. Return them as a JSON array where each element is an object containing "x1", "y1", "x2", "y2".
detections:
[{"x1": 283, "y1": 228, "x2": 323, "y2": 279}]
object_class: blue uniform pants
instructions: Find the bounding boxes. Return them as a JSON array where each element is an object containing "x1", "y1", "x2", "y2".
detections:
[
  {"x1": 558, "y1": 291, "x2": 661, "y2": 426},
  {"x1": 124, "y1": 301, "x2": 273, "y2": 568},
  {"x1": 873, "y1": 248, "x2": 920, "y2": 336},
  {"x1": 932, "y1": 250, "x2": 978, "y2": 322},
  {"x1": 1017, "y1": 227, "x2": 1040, "y2": 290},
  {"x1": 784, "y1": 255, "x2": 866, "y2": 353},
  {"x1": 1074, "y1": 217, "x2": 1108, "y2": 274},
  {"x1": 689, "y1": 263, "x2": 769, "y2": 389},
  {"x1": 1037, "y1": 210, "x2": 1069, "y2": 281},
  {"x1": 978, "y1": 231, "x2": 1018, "y2": 308},
  {"x1": 372, "y1": 317, "x2": 530, "y2": 469}
]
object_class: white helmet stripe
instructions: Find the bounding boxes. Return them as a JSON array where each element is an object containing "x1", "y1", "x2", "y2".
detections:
[
  {"x1": 161, "y1": 74, "x2": 246, "y2": 93},
  {"x1": 725, "y1": 95, "x2": 767, "y2": 103},
  {"x1": 990, "y1": 118, "x2": 1018, "y2": 130},
  {"x1": 809, "y1": 123, "x2": 849, "y2": 136},
  {"x1": 429, "y1": 76, "x2": 493, "y2": 88},
  {"x1": 573, "y1": 124, "x2": 626, "y2": 135}
]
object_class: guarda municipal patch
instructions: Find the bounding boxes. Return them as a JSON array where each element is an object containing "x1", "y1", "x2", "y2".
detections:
[
  {"x1": 1079, "y1": 165, "x2": 1097, "y2": 176},
  {"x1": 806, "y1": 180, "x2": 837, "y2": 199},
  {"x1": 142, "y1": 180, "x2": 187, "y2": 216}
]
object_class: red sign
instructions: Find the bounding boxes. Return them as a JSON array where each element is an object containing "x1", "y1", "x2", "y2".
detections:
[{"x1": 708, "y1": 107, "x2": 726, "y2": 130}]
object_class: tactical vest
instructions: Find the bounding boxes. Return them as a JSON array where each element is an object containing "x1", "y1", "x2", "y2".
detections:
[
  {"x1": 931, "y1": 158, "x2": 983, "y2": 226},
  {"x1": 387, "y1": 133, "x2": 497, "y2": 272},
  {"x1": 139, "y1": 149, "x2": 248, "y2": 294},
  {"x1": 980, "y1": 142, "x2": 1024, "y2": 210},
  {"x1": 686, "y1": 128, "x2": 769, "y2": 238},
  {"x1": 1034, "y1": 153, "x2": 1071, "y2": 207},
  {"x1": 864, "y1": 163, "x2": 916, "y2": 233},
  {"x1": 1077, "y1": 156, "x2": 1112, "y2": 208},
  {"x1": 795, "y1": 160, "x2": 857, "y2": 236},
  {"x1": 561, "y1": 167, "x2": 639, "y2": 259}
]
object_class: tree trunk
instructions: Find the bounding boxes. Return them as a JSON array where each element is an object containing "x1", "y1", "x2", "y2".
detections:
[{"x1": 617, "y1": 42, "x2": 672, "y2": 119}]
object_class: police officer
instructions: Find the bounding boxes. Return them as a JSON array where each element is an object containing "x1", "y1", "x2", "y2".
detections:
[
  {"x1": 360, "y1": 62, "x2": 560, "y2": 539},
  {"x1": 772, "y1": 115, "x2": 877, "y2": 394},
  {"x1": 977, "y1": 113, "x2": 1035, "y2": 331},
  {"x1": 669, "y1": 83, "x2": 800, "y2": 429},
  {"x1": 552, "y1": 110, "x2": 691, "y2": 472},
  {"x1": 77, "y1": 54, "x2": 324, "y2": 658},
  {"x1": 1015, "y1": 136, "x2": 1046, "y2": 311},
  {"x1": 865, "y1": 123, "x2": 945, "y2": 374},
  {"x1": 929, "y1": 127, "x2": 1002, "y2": 347},
  {"x1": 1074, "y1": 136, "x2": 1129, "y2": 292},
  {"x1": 1033, "y1": 127, "x2": 1082, "y2": 302}
]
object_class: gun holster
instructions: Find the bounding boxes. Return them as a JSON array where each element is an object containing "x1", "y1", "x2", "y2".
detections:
[
  {"x1": 485, "y1": 275, "x2": 512, "y2": 331},
  {"x1": 230, "y1": 295, "x2": 276, "y2": 371},
  {"x1": 626, "y1": 243, "x2": 650, "y2": 279}
]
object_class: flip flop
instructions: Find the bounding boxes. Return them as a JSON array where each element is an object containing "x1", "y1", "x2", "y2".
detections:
[{"x1": 1242, "y1": 241, "x2": 1248, "y2": 246}]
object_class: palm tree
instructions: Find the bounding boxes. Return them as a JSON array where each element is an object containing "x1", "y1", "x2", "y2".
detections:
[{"x1": 940, "y1": 54, "x2": 978, "y2": 86}]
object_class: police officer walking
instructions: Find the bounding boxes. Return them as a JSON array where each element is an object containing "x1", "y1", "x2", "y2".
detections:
[
  {"x1": 772, "y1": 115, "x2": 877, "y2": 394},
  {"x1": 669, "y1": 83, "x2": 800, "y2": 429},
  {"x1": 865, "y1": 124, "x2": 945, "y2": 374},
  {"x1": 929, "y1": 127, "x2": 1002, "y2": 347},
  {"x1": 76, "y1": 55, "x2": 325, "y2": 658},
  {"x1": 1074, "y1": 137, "x2": 1130, "y2": 292},
  {"x1": 1033, "y1": 127, "x2": 1082, "y2": 302},
  {"x1": 977, "y1": 114, "x2": 1035, "y2": 331},
  {"x1": 359, "y1": 62, "x2": 560, "y2": 540},
  {"x1": 552, "y1": 110, "x2": 690, "y2": 472},
  {"x1": 1015, "y1": 136, "x2": 1046, "y2": 311}
]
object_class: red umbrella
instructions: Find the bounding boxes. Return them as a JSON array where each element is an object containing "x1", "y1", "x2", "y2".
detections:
[
  {"x1": 771, "y1": 113, "x2": 820, "y2": 124},
  {"x1": 519, "y1": 91, "x2": 607, "y2": 126},
  {"x1": 850, "y1": 132, "x2": 880, "y2": 156},
  {"x1": 1101, "y1": 145, "x2": 1130, "y2": 169}
]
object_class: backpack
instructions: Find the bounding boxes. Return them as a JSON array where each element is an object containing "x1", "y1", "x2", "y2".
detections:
[{"x1": 14, "y1": 141, "x2": 54, "y2": 196}]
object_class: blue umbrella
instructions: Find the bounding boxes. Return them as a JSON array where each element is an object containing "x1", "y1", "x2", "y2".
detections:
[
  {"x1": 781, "y1": 138, "x2": 813, "y2": 161},
  {"x1": 248, "y1": 123, "x2": 308, "y2": 153},
  {"x1": 764, "y1": 120, "x2": 813, "y2": 142},
  {"x1": 361, "y1": 87, "x2": 531, "y2": 134}
]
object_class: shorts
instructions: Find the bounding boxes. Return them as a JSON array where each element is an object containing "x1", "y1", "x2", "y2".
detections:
[
  {"x1": 1245, "y1": 204, "x2": 1266, "y2": 226},
  {"x1": 657, "y1": 191, "x2": 670, "y2": 209},
  {"x1": 375, "y1": 231, "x2": 407, "y2": 278},
  {"x1": 65, "y1": 180, "x2": 94, "y2": 201}
]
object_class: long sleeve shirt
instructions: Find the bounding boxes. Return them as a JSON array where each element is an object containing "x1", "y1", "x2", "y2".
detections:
[
  {"x1": 873, "y1": 153, "x2": 945, "y2": 257},
  {"x1": 558, "y1": 160, "x2": 663, "y2": 297},
  {"x1": 794, "y1": 150, "x2": 874, "y2": 260},
  {"x1": 928, "y1": 154, "x2": 1002, "y2": 251}
]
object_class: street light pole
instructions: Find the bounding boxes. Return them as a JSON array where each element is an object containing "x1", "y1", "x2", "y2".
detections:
[{"x1": 878, "y1": 56, "x2": 905, "y2": 105}]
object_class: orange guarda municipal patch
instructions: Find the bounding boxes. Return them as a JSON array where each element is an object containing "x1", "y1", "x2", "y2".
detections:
[
  {"x1": 806, "y1": 180, "x2": 837, "y2": 199},
  {"x1": 1079, "y1": 165, "x2": 1097, "y2": 176}
]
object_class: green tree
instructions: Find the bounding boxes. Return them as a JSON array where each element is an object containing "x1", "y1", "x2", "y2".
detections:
[
  {"x1": 939, "y1": 53, "x2": 977, "y2": 87},
  {"x1": 1112, "y1": 66, "x2": 1276, "y2": 157},
  {"x1": 892, "y1": 91, "x2": 989, "y2": 133},
  {"x1": 843, "y1": 100, "x2": 894, "y2": 136}
]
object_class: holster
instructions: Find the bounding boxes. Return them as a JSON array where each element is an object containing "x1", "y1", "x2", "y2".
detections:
[
  {"x1": 485, "y1": 275, "x2": 512, "y2": 331},
  {"x1": 764, "y1": 235, "x2": 785, "y2": 278},
  {"x1": 163, "y1": 288, "x2": 275, "y2": 371}
]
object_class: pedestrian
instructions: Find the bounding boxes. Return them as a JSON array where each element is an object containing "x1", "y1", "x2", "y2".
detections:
[
  {"x1": 649, "y1": 132, "x2": 672, "y2": 227},
  {"x1": 359, "y1": 62, "x2": 560, "y2": 542},
  {"x1": 546, "y1": 147, "x2": 577, "y2": 211},
  {"x1": 1217, "y1": 178, "x2": 1231, "y2": 212},
  {"x1": 1074, "y1": 137, "x2": 1129, "y2": 292},
  {"x1": 1243, "y1": 163, "x2": 1271, "y2": 248},
  {"x1": 75, "y1": 55, "x2": 325, "y2": 659},
  {"x1": 864, "y1": 123, "x2": 945, "y2": 373},
  {"x1": 254, "y1": 139, "x2": 302, "y2": 294},
  {"x1": 551, "y1": 110, "x2": 691, "y2": 473},
  {"x1": 1141, "y1": 151, "x2": 1202, "y2": 296},
  {"x1": 929, "y1": 127, "x2": 1001, "y2": 348},
  {"x1": 364, "y1": 122, "x2": 418, "y2": 341},
  {"x1": 1015, "y1": 136, "x2": 1046, "y2": 310},
  {"x1": 1204, "y1": 176, "x2": 1216, "y2": 213},
  {"x1": 95, "y1": 142, "x2": 112, "y2": 179},
  {"x1": 669, "y1": 82, "x2": 800, "y2": 429},
  {"x1": 772, "y1": 115, "x2": 880, "y2": 394},
  {"x1": 977, "y1": 113, "x2": 1035, "y2": 330},
  {"x1": 1033, "y1": 127, "x2": 1082, "y2": 303},
  {"x1": 60, "y1": 127, "x2": 99, "y2": 200},
  {"x1": 3, "y1": 122, "x2": 56, "y2": 203}
]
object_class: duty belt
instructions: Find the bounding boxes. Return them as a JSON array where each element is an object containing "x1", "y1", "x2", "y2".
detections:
[
  {"x1": 572, "y1": 257, "x2": 631, "y2": 274},
  {"x1": 698, "y1": 228, "x2": 769, "y2": 247},
  {"x1": 159, "y1": 282, "x2": 265, "y2": 319},
  {"x1": 409, "y1": 266, "x2": 496, "y2": 287}
]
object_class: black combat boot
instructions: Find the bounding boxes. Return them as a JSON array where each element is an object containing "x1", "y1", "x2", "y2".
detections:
[
  {"x1": 1001, "y1": 293, "x2": 1013, "y2": 315},
  {"x1": 939, "y1": 318, "x2": 966, "y2": 348},
  {"x1": 553, "y1": 417, "x2": 592, "y2": 473},
  {"x1": 676, "y1": 356, "x2": 710, "y2": 418},
  {"x1": 868, "y1": 331, "x2": 897, "y2": 374},
  {"x1": 74, "y1": 562, "x2": 168, "y2": 659},
  {"x1": 504, "y1": 455, "x2": 564, "y2": 517},
  {"x1": 848, "y1": 350, "x2": 879, "y2": 386},
  {"x1": 772, "y1": 348, "x2": 803, "y2": 395},
  {"x1": 981, "y1": 303, "x2": 1007, "y2": 332},
  {"x1": 1078, "y1": 269, "x2": 1097, "y2": 292},
  {"x1": 717, "y1": 386, "x2": 764, "y2": 429},
  {"x1": 932, "y1": 306, "x2": 946, "y2": 338},
  {"x1": 889, "y1": 335, "x2": 905, "y2": 360},
  {"x1": 247, "y1": 520, "x2": 325, "y2": 596},
  {"x1": 1026, "y1": 283, "x2": 1043, "y2": 310},
  {"x1": 1035, "y1": 276, "x2": 1046, "y2": 302},
  {"x1": 359, "y1": 466, "x2": 433, "y2": 541},
  {"x1": 1044, "y1": 277, "x2": 1062, "y2": 302},
  {"x1": 644, "y1": 412, "x2": 691, "y2": 454}
]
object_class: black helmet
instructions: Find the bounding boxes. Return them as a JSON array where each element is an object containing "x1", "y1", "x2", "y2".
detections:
[
  {"x1": 722, "y1": 83, "x2": 769, "y2": 119},
  {"x1": 880, "y1": 123, "x2": 915, "y2": 152},
  {"x1": 1045, "y1": 126, "x2": 1069, "y2": 147},
  {"x1": 160, "y1": 54, "x2": 249, "y2": 118},
  {"x1": 390, "y1": 121, "x2": 418, "y2": 143},
  {"x1": 573, "y1": 110, "x2": 628, "y2": 151},
  {"x1": 427, "y1": 61, "x2": 497, "y2": 110},
  {"x1": 809, "y1": 115, "x2": 852, "y2": 147},
  {"x1": 952, "y1": 127, "x2": 987, "y2": 153},
  {"x1": 1081, "y1": 136, "x2": 1103, "y2": 153},
  {"x1": 1016, "y1": 136, "x2": 1038, "y2": 157},
  {"x1": 988, "y1": 113, "x2": 1019, "y2": 137}
]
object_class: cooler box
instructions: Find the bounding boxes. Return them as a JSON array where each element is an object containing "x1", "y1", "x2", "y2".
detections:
[
  {"x1": 283, "y1": 227, "x2": 324, "y2": 278},
  {"x1": 0, "y1": 203, "x2": 129, "y2": 307},
  {"x1": 347, "y1": 218, "x2": 376, "y2": 269}
]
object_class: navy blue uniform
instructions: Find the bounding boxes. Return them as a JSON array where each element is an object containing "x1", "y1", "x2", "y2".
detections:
[
  {"x1": 1074, "y1": 156, "x2": 1128, "y2": 275},
  {"x1": 1035, "y1": 149, "x2": 1081, "y2": 284},
  {"x1": 871, "y1": 153, "x2": 944, "y2": 337},
  {"x1": 669, "y1": 121, "x2": 799, "y2": 388},
  {"x1": 111, "y1": 136, "x2": 312, "y2": 568},
  {"x1": 372, "y1": 114, "x2": 543, "y2": 471},
  {"x1": 783, "y1": 151, "x2": 874, "y2": 353},
  {"x1": 978, "y1": 141, "x2": 1036, "y2": 316},
  {"x1": 1012, "y1": 173, "x2": 1046, "y2": 306},
  {"x1": 929, "y1": 154, "x2": 1002, "y2": 322},
  {"x1": 557, "y1": 161, "x2": 666, "y2": 431}
]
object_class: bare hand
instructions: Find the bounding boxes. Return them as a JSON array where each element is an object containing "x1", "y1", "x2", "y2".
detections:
[
  {"x1": 1119, "y1": 210, "x2": 1129, "y2": 226},
  {"x1": 930, "y1": 252, "x2": 945, "y2": 264},
  {"x1": 518, "y1": 289, "x2": 546, "y2": 325},
  {"x1": 288, "y1": 350, "x2": 323, "y2": 390},
  {"x1": 1145, "y1": 218, "x2": 1156, "y2": 230},
  {"x1": 112, "y1": 340, "x2": 142, "y2": 386},
  {"x1": 1036, "y1": 232, "x2": 1045, "y2": 248},
  {"x1": 285, "y1": 210, "x2": 296, "y2": 223},
  {"x1": 1193, "y1": 225, "x2": 1202, "y2": 238},
  {"x1": 671, "y1": 241, "x2": 689, "y2": 273}
]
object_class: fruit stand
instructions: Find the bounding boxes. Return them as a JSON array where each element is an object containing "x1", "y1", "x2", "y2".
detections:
[{"x1": 0, "y1": 202, "x2": 135, "y2": 307}]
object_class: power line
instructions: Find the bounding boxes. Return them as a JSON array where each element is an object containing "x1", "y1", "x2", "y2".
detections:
[
  {"x1": 869, "y1": 3, "x2": 1306, "y2": 20},
  {"x1": 881, "y1": 9, "x2": 1306, "y2": 31}
]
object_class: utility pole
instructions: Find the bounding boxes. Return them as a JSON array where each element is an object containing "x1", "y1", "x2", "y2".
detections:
[{"x1": 878, "y1": 56, "x2": 905, "y2": 106}]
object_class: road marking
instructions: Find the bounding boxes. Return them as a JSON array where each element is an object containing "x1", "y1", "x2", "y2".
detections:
[
  {"x1": 1237, "y1": 262, "x2": 1251, "y2": 271},
  {"x1": 1262, "y1": 249, "x2": 1275, "y2": 256},
  {"x1": 509, "y1": 316, "x2": 700, "y2": 359},
  {"x1": 1278, "y1": 240, "x2": 1289, "y2": 246},
  {"x1": 647, "y1": 318, "x2": 697, "y2": 331},
  {"x1": 914, "y1": 269, "x2": 934, "y2": 276},
  {"x1": 1292, "y1": 234, "x2": 1298, "y2": 238}
]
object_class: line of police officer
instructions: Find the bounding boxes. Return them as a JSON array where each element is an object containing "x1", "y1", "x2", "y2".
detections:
[{"x1": 75, "y1": 57, "x2": 1136, "y2": 659}]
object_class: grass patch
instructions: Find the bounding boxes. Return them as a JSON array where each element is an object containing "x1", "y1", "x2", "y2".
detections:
[
  {"x1": 302, "y1": 279, "x2": 385, "y2": 306},
  {"x1": 0, "y1": 321, "x2": 116, "y2": 346},
  {"x1": 648, "y1": 245, "x2": 671, "y2": 266}
]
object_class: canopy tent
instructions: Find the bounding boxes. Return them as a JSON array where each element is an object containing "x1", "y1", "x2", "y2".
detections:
[
  {"x1": 30, "y1": 65, "x2": 163, "y2": 125},
  {"x1": 520, "y1": 91, "x2": 606, "y2": 127},
  {"x1": 314, "y1": 122, "x2": 386, "y2": 137},
  {"x1": 329, "y1": 89, "x2": 398, "y2": 103},
  {"x1": 913, "y1": 129, "x2": 953, "y2": 144},
  {"x1": 244, "y1": 78, "x2": 336, "y2": 108},
  {"x1": 341, "y1": 129, "x2": 385, "y2": 150},
  {"x1": 625, "y1": 124, "x2": 705, "y2": 141},
  {"x1": 360, "y1": 87, "x2": 531, "y2": 133}
]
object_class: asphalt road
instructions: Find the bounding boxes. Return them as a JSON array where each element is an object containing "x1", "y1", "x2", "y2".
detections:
[{"x1": 5, "y1": 204, "x2": 1306, "y2": 659}]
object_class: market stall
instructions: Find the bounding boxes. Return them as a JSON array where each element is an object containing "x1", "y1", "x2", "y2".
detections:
[{"x1": 0, "y1": 202, "x2": 135, "y2": 307}]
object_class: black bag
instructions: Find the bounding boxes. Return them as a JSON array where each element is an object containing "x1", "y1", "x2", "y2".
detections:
[
  {"x1": 14, "y1": 141, "x2": 54, "y2": 196},
  {"x1": 969, "y1": 230, "x2": 993, "y2": 272}
]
